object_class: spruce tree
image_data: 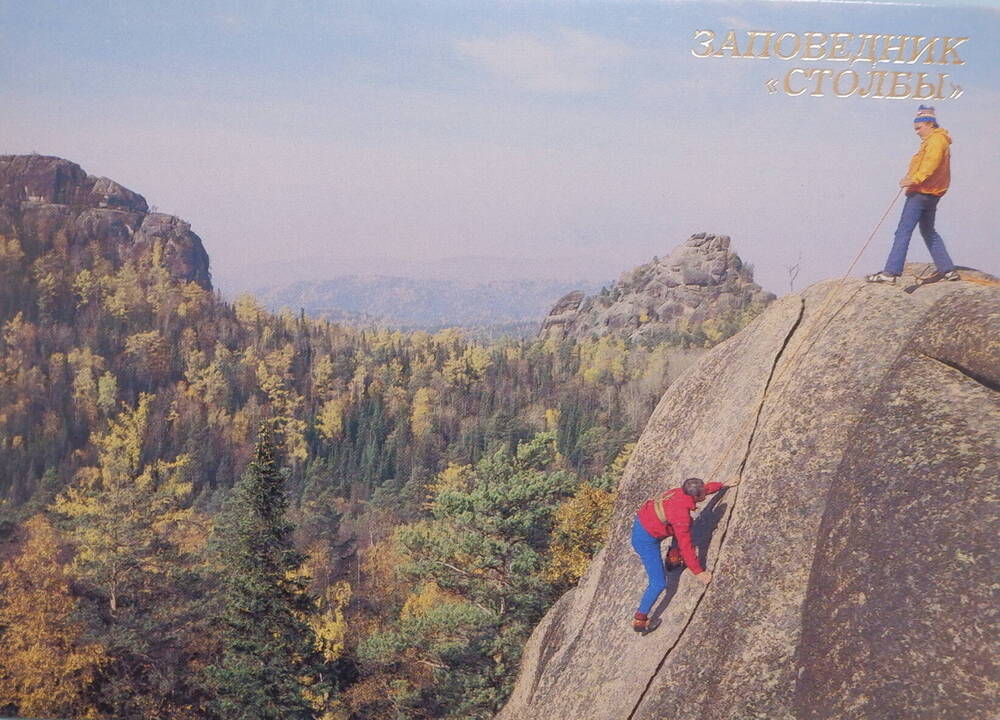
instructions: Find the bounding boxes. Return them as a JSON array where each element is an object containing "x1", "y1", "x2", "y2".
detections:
[{"x1": 210, "y1": 425, "x2": 329, "y2": 719}]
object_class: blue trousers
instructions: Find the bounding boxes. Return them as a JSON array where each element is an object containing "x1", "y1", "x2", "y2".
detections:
[
  {"x1": 884, "y1": 193, "x2": 955, "y2": 275},
  {"x1": 631, "y1": 518, "x2": 667, "y2": 615}
]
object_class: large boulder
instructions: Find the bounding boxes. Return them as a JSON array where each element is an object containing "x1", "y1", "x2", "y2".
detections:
[{"x1": 499, "y1": 268, "x2": 999, "y2": 720}]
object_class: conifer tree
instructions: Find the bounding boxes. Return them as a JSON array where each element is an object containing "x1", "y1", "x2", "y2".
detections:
[
  {"x1": 359, "y1": 432, "x2": 573, "y2": 719},
  {"x1": 210, "y1": 425, "x2": 330, "y2": 719}
]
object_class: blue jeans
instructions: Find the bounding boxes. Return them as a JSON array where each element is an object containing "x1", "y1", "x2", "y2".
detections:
[
  {"x1": 631, "y1": 518, "x2": 666, "y2": 615},
  {"x1": 884, "y1": 193, "x2": 955, "y2": 275}
]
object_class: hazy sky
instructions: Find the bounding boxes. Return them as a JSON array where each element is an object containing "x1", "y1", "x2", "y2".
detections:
[{"x1": 2, "y1": 0, "x2": 997, "y2": 295}]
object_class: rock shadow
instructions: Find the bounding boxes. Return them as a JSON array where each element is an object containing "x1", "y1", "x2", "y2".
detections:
[{"x1": 649, "y1": 490, "x2": 730, "y2": 622}]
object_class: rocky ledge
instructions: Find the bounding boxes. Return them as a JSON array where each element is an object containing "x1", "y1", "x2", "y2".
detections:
[
  {"x1": 0, "y1": 155, "x2": 211, "y2": 289},
  {"x1": 503, "y1": 268, "x2": 999, "y2": 720}
]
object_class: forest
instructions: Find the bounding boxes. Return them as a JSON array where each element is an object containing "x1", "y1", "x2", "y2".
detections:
[{"x1": 0, "y1": 222, "x2": 759, "y2": 719}]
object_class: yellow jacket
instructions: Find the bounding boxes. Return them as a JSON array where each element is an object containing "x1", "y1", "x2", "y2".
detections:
[{"x1": 906, "y1": 127, "x2": 951, "y2": 196}]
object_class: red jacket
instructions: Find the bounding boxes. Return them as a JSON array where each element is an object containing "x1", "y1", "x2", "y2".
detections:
[{"x1": 636, "y1": 482, "x2": 724, "y2": 574}]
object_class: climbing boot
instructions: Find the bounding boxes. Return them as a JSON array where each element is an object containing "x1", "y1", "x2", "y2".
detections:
[
  {"x1": 665, "y1": 545, "x2": 685, "y2": 572},
  {"x1": 942, "y1": 270, "x2": 961, "y2": 281},
  {"x1": 865, "y1": 271, "x2": 897, "y2": 284},
  {"x1": 633, "y1": 612, "x2": 660, "y2": 635}
]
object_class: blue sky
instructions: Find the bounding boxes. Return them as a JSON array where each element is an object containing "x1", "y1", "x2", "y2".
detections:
[{"x1": 2, "y1": 0, "x2": 998, "y2": 294}]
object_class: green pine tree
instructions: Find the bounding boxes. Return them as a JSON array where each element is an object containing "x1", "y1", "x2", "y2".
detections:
[
  {"x1": 209, "y1": 425, "x2": 331, "y2": 719},
  {"x1": 359, "y1": 432, "x2": 574, "y2": 719}
]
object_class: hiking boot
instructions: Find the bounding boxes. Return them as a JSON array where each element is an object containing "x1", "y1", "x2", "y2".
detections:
[
  {"x1": 665, "y1": 546, "x2": 685, "y2": 572},
  {"x1": 633, "y1": 612, "x2": 661, "y2": 635},
  {"x1": 942, "y1": 270, "x2": 960, "y2": 281},
  {"x1": 865, "y1": 271, "x2": 897, "y2": 284}
]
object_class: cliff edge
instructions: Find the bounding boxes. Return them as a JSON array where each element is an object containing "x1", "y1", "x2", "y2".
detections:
[
  {"x1": 0, "y1": 155, "x2": 211, "y2": 289},
  {"x1": 499, "y1": 268, "x2": 999, "y2": 720}
]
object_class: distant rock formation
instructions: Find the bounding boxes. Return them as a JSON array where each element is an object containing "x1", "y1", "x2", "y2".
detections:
[
  {"x1": 539, "y1": 233, "x2": 775, "y2": 344},
  {"x1": 500, "y1": 268, "x2": 999, "y2": 720},
  {"x1": 0, "y1": 155, "x2": 211, "y2": 289}
]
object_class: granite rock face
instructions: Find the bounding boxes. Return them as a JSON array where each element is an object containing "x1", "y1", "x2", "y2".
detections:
[
  {"x1": 500, "y1": 268, "x2": 999, "y2": 720},
  {"x1": 0, "y1": 155, "x2": 211, "y2": 289},
  {"x1": 539, "y1": 233, "x2": 775, "y2": 343}
]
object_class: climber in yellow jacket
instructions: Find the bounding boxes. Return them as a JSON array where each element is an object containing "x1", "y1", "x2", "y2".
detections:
[{"x1": 867, "y1": 105, "x2": 960, "y2": 284}]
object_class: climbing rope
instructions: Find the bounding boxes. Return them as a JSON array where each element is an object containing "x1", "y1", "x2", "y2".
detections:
[{"x1": 705, "y1": 187, "x2": 905, "y2": 484}]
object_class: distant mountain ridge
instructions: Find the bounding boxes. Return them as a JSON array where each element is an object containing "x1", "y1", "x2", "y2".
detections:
[
  {"x1": 214, "y1": 253, "x2": 616, "y2": 295},
  {"x1": 252, "y1": 275, "x2": 607, "y2": 331}
]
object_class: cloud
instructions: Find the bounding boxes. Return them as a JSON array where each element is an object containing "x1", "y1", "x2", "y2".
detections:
[{"x1": 455, "y1": 27, "x2": 633, "y2": 93}]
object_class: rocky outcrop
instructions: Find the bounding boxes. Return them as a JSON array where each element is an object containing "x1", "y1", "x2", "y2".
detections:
[
  {"x1": 500, "y1": 266, "x2": 999, "y2": 720},
  {"x1": 539, "y1": 234, "x2": 775, "y2": 344},
  {"x1": 0, "y1": 155, "x2": 211, "y2": 289}
]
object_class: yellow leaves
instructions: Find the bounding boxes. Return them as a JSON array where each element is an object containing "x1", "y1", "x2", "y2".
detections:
[
  {"x1": 544, "y1": 407, "x2": 561, "y2": 432},
  {"x1": 369, "y1": 358, "x2": 404, "y2": 395},
  {"x1": 3, "y1": 312, "x2": 37, "y2": 364},
  {"x1": 0, "y1": 233, "x2": 25, "y2": 266},
  {"x1": 311, "y1": 581, "x2": 353, "y2": 662},
  {"x1": 68, "y1": 346, "x2": 106, "y2": 423},
  {"x1": 425, "y1": 463, "x2": 473, "y2": 508},
  {"x1": 184, "y1": 347, "x2": 230, "y2": 410},
  {"x1": 410, "y1": 387, "x2": 436, "y2": 438},
  {"x1": 97, "y1": 371, "x2": 118, "y2": 413},
  {"x1": 432, "y1": 327, "x2": 465, "y2": 348},
  {"x1": 311, "y1": 354, "x2": 338, "y2": 401},
  {"x1": 32, "y1": 249, "x2": 71, "y2": 315},
  {"x1": 362, "y1": 533, "x2": 413, "y2": 608},
  {"x1": 258, "y1": 345, "x2": 294, "y2": 396},
  {"x1": 283, "y1": 417, "x2": 310, "y2": 462},
  {"x1": 92, "y1": 392, "x2": 153, "y2": 481},
  {"x1": 577, "y1": 336, "x2": 628, "y2": 384},
  {"x1": 383, "y1": 384, "x2": 408, "y2": 419},
  {"x1": 701, "y1": 316, "x2": 727, "y2": 345},
  {"x1": 303, "y1": 684, "x2": 351, "y2": 720},
  {"x1": 48, "y1": 351, "x2": 66, "y2": 374},
  {"x1": 545, "y1": 483, "x2": 616, "y2": 587},
  {"x1": 178, "y1": 280, "x2": 210, "y2": 318},
  {"x1": 72, "y1": 268, "x2": 104, "y2": 307},
  {"x1": 256, "y1": 344, "x2": 308, "y2": 462},
  {"x1": 144, "y1": 241, "x2": 177, "y2": 316},
  {"x1": 401, "y1": 581, "x2": 461, "y2": 620},
  {"x1": 0, "y1": 515, "x2": 107, "y2": 719},
  {"x1": 53, "y1": 394, "x2": 194, "y2": 610},
  {"x1": 102, "y1": 261, "x2": 145, "y2": 320},
  {"x1": 317, "y1": 395, "x2": 346, "y2": 441},
  {"x1": 442, "y1": 345, "x2": 493, "y2": 388},
  {"x1": 465, "y1": 345, "x2": 493, "y2": 377},
  {"x1": 234, "y1": 292, "x2": 265, "y2": 326}
]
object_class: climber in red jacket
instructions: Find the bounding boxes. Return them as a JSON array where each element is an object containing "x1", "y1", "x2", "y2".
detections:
[{"x1": 631, "y1": 476, "x2": 738, "y2": 634}]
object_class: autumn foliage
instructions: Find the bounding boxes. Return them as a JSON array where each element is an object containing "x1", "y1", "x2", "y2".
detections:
[{"x1": 0, "y1": 217, "x2": 758, "y2": 718}]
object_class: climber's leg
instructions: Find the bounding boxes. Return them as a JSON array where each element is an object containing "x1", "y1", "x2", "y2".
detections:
[{"x1": 631, "y1": 518, "x2": 667, "y2": 617}]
